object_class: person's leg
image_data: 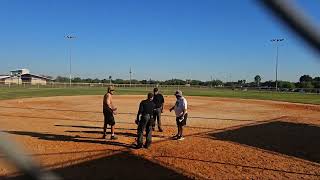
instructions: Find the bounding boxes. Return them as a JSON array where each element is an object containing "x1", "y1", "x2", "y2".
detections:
[
  {"x1": 110, "y1": 115, "x2": 117, "y2": 140},
  {"x1": 178, "y1": 125, "x2": 182, "y2": 137},
  {"x1": 152, "y1": 111, "x2": 156, "y2": 131},
  {"x1": 137, "y1": 117, "x2": 147, "y2": 148},
  {"x1": 181, "y1": 113, "x2": 187, "y2": 137},
  {"x1": 102, "y1": 112, "x2": 107, "y2": 138},
  {"x1": 174, "y1": 117, "x2": 180, "y2": 138},
  {"x1": 156, "y1": 108, "x2": 163, "y2": 132},
  {"x1": 111, "y1": 125, "x2": 115, "y2": 136},
  {"x1": 103, "y1": 124, "x2": 107, "y2": 138},
  {"x1": 145, "y1": 117, "x2": 152, "y2": 148},
  {"x1": 177, "y1": 114, "x2": 187, "y2": 140}
]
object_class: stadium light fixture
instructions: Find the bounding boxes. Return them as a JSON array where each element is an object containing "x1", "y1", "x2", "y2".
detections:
[{"x1": 270, "y1": 38, "x2": 285, "y2": 91}]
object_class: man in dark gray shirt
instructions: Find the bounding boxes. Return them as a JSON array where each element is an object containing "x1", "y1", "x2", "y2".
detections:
[
  {"x1": 152, "y1": 88, "x2": 164, "y2": 132},
  {"x1": 135, "y1": 93, "x2": 156, "y2": 149}
]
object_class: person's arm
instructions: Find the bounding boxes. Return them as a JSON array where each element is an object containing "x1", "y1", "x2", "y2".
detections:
[
  {"x1": 160, "y1": 94, "x2": 164, "y2": 112},
  {"x1": 181, "y1": 99, "x2": 187, "y2": 117},
  {"x1": 136, "y1": 102, "x2": 143, "y2": 123},
  {"x1": 169, "y1": 103, "x2": 175, "y2": 112}
]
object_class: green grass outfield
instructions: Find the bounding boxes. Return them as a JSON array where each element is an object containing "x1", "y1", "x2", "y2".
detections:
[{"x1": 0, "y1": 87, "x2": 319, "y2": 105}]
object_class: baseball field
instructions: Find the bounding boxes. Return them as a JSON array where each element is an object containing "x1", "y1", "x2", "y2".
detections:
[{"x1": 0, "y1": 87, "x2": 320, "y2": 179}]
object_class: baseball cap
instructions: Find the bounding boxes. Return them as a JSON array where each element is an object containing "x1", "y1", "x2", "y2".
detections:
[
  {"x1": 174, "y1": 90, "x2": 182, "y2": 96},
  {"x1": 153, "y1": 87, "x2": 158, "y2": 92},
  {"x1": 148, "y1": 92, "x2": 154, "y2": 99},
  {"x1": 108, "y1": 86, "x2": 115, "y2": 92}
]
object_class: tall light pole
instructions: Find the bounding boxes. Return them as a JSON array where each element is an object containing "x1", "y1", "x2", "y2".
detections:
[
  {"x1": 129, "y1": 67, "x2": 132, "y2": 87},
  {"x1": 65, "y1": 35, "x2": 76, "y2": 87},
  {"x1": 271, "y1": 38, "x2": 284, "y2": 91}
]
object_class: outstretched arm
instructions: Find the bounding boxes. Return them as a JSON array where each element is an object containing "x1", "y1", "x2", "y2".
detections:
[{"x1": 169, "y1": 105, "x2": 175, "y2": 112}]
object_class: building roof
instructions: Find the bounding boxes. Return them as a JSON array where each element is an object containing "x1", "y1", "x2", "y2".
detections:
[
  {"x1": 0, "y1": 75, "x2": 10, "y2": 80},
  {"x1": 21, "y1": 74, "x2": 52, "y2": 80}
]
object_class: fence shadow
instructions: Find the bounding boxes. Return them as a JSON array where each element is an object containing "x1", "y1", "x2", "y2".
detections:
[
  {"x1": 210, "y1": 121, "x2": 320, "y2": 163},
  {"x1": 3, "y1": 151, "x2": 192, "y2": 180}
]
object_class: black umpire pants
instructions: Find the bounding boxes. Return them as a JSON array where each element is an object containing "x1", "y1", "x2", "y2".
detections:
[
  {"x1": 137, "y1": 114, "x2": 153, "y2": 146},
  {"x1": 152, "y1": 107, "x2": 162, "y2": 129}
]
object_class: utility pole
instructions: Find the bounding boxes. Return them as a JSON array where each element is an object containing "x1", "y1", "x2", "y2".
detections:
[
  {"x1": 129, "y1": 67, "x2": 132, "y2": 87},
  {"x1": 271, "y1": 38, "x2": 284, "y2": 91},
  {"x1": 65, "y1": 35, "x2": 76, "y2": 87}
]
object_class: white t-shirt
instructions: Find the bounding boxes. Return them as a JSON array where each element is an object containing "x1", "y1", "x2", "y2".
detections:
[{"x1": 174, "y1": 97, "x2": 188, "y2": 117}]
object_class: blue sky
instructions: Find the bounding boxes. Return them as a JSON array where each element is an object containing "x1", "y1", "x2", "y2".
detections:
[{"x1": 0, "y1": 0, "x2": 319, "y2": 82}]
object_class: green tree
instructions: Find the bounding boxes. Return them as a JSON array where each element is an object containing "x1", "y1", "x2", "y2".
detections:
[
  {"x1": 312, "y1": 77, "x2": 320, "y2": 88},
  {"x1": 278, "y1": 81, "x2": 295, "y2": 89},
  {"x1": 55, "y1": 76, "x2": 69, "y2": 82},
  {"x1": 254, "y1": 75, "x2": 261, "y2": 86},
  {"x1": 73, "y1": 77, "x2": 82, "y2": 83},
  {"x1": 301, "y1": 81, "x2": 314, "y2": 89},
  {"x1": 299, "y1": 75, "x2": 312, "y2": 83}
]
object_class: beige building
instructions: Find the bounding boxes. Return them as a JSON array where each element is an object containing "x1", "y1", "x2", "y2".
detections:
[
  {"x1": 0, "y1": 69, "x2": 51, "y2": 85},
  {"x1": 0, "y1": 76, "x2": 21, "y2": 84}
]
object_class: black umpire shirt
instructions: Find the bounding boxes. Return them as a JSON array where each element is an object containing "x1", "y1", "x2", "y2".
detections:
[
  {"x1": 153, "y1": 94, "x2": 164, "y2": 108},
  {"x1": 137, "y1": 99, "x2": 156, "y2": 120}
]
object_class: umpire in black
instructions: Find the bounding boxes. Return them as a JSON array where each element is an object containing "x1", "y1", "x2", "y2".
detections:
[
  {"x1": 135, "y1": 93, "x2": 156, "y2": 149},
  {"x1": 152, "y1": 88, "x2": 164, "y2": 132}
]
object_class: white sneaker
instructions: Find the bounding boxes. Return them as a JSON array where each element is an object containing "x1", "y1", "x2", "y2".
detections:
[{"x1": 177, "y1": 136, "x2": 185, "y2": 141}]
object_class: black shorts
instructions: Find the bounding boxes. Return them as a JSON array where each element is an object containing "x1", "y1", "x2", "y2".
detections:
[
  {"x1": 103, "y1": 110, "x2": 115, "y2": 126},
  {"x1": 176, "y1": 113, "x2": 188, "y2": 126}
]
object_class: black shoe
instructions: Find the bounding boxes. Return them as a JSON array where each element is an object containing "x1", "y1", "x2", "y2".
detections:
[
  {"x1": 144, "y1": 143, "x2": 151, "y2": 149},
  {"x1": 110, "y1": 135, "x2": 118, "y2": 140},
  {"x1": 135, "y1": 144, "x2": 143, "y2": 149}
]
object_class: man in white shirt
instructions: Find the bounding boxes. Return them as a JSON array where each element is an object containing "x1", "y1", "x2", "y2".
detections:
[{"x1": 170, "y1": 90, "x2": 188, "y2": 140}]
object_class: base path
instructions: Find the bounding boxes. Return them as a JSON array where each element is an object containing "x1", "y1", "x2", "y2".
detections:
[{"x1": 0, "y1": 95, "x2": 319, "y2": 179}]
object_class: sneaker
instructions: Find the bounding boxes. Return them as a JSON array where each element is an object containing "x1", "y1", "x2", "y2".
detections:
[
  {"x1": 177, "y1": 136, "x2": 185, "y2": 141},
  {"x1": 110, "y1": 135, "x2": 118, "y2": 140},
  {"x1": 172, "y1": 134, "x2": 179, "y2": 139}
]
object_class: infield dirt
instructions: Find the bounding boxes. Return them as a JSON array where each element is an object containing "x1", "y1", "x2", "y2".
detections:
[{"x1": 0, "y1": 95, "x2": 319, "y2": 179}]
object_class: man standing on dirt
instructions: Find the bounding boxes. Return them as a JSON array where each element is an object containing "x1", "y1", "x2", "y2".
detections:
[
  {"x1": 135, "y1": 93, "x2": 156, "y2": 149},
  {"x1": 152, "y1": 88, "x2": 164, "y2": 132},
  {"x1": 102, "y1": 86, "x2": 118, "y2": 140},
  {"x1": 170, "y1": 90, "x2": 188, "y2": 140}
]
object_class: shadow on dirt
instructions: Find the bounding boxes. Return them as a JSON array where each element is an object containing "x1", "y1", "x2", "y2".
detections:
[
  {"x1": 55, "y1": 124, "x2": 137, "y2": 131},
  {"x1": 153, "y1": 155, "x2": 319, "y2": 177},
  {"x1": 4, "y1": 131, "x2": 133, "y2": 148},
  {"x1": 2, "y1": 151, "x2": 192, "y2": 180},
  {"x1": 210, "y1": 121, "x2": 320, "y2": 163}
]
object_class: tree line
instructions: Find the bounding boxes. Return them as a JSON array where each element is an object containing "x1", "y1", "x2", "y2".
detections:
[{"x1": 54, "y1": 74, "x2": 320, "y2": 89}]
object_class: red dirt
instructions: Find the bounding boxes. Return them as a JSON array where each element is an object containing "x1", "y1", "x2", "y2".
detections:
[{"x1": 0, "y1": 95, "x2": 319, "y2": 179}]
